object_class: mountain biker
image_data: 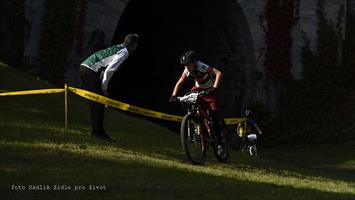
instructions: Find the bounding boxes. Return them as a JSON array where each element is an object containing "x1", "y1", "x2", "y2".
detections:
[
  {"x1": 238, "y1": 109, "x2": 263, "y2": 155},
  {"x1": 169, "y1": 51, "x2": 224, "y2": 154},
  {"x1": 80, "y1": 34, "x2": 139, "y2": 141},
  {"x1": 244, "y1": 109, "x2": 263, "y2": 135}
]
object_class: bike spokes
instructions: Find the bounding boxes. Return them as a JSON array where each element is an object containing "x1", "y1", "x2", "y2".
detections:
[{"x1": 181, "y1": 115, "x2": 206, "y2": 165}]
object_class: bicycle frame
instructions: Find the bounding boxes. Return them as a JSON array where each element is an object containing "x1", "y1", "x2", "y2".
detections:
[
  {"x1": 178, "y1": 91, "x2": 230, "y2": 164},
  {"x1": 179, "y1": 92, "x2": 214, "y2": 145}
]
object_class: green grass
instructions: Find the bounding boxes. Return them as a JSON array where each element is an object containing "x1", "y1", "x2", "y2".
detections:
[{"x1": 0, "y1": 62, "x2": 354, "y2": 199}]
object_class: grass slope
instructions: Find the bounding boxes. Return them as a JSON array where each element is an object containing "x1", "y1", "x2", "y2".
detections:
[{"x1": 0, "y1": 62, "x2": 354, "y2": 200}]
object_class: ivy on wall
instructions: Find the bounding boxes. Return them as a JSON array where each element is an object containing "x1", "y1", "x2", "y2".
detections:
[
  {"x1": 264, "y1": 0, "x2": 299, "y2": 81},
  {"x1": 279, "y1": 0, "x2": 355, "y2": 143},
  {"x1": 301, "y1": 0, "x2": 342, "y2": 88},
  {"x1": 0, "y1": 0, "x2": 27, "y2": 67}
]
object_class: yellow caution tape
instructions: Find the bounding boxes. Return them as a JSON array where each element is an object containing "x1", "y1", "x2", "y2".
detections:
[
  {"x1": 0, "y1": 89, "x2": 65, "y2": 96},
  {"x1": 0, "y1": 86, "x2": 245, "y2": 125},
  {"x1": 68, "y1": 87, "x2": 184, "y2": 122},
  {"x1": 224, "y1": 118, "x2": 246, "y2": 125},
  {"x1": 68, "y1": 86, "x2": 245, "y2": 125}
]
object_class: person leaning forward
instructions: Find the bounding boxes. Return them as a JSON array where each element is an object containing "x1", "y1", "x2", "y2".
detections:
[{"x1": 79, "y1": 34, "x2": 139, "y2": 141}]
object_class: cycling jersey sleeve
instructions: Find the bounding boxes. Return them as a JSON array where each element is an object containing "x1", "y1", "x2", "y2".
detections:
[
  {"x1": 196, "y1": 61, "x2": 214, "y2": 73},
  {"x1": 101, "y1": 48, "x2": 129, "y2": 91}
]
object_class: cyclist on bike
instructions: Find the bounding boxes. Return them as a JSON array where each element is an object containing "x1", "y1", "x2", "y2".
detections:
[
  {"x1": 238, "y1": 109, "x2": 263, "y2": 156},
  {"x1": 244, "y1": 109, "x2": 263, "y2": 135},
  {"x1": 169, "y1": 51, "x2": 224, "y2": 154}
]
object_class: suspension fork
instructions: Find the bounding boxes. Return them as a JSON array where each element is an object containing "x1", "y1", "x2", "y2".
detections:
[
  {"x1": 187, "y1": 111, "x2": 201, "y2": 140},
  {"x1": 187, "y1": 119, "x2": 192, "y2": 139}
]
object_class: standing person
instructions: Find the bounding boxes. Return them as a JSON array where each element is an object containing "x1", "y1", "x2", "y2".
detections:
[
  {"x1": 169, "y1": 51, "x2": 224, "y2": 154},
  {"x1": 80, "y1": 34, "x2": 139, "y2": 141}
]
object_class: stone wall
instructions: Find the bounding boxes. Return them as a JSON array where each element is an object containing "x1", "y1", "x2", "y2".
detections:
[
  {"x1": 237, "y1": 0, "x2": 267, "y2": 104},
  {"x1": 20, "y1": 0, "x2": 350, "y2": 113}
]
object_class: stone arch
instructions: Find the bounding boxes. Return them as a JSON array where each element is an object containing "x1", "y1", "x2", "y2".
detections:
[{"x1": 82, "y1": 0, "x2": 259, "y2": 116}]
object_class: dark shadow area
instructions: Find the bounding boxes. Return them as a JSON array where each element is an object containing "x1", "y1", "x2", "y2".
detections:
[{"x1": 110, "y1": 0, "x2": 256, "y2": 126}]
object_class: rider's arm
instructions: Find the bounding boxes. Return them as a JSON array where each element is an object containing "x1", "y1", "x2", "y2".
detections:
[
  {"x1": 211, "y1": 68, "x2": 223, "y2": 89},
  {"x1": 172, "y1": 77, "x2": 185, "y2": 96},
  {"x1": 101, "y1": 48, "x2": 129, "y2": 93},
  {"x1": 254, "y1": 123, "x2": 263, "y2": 134}
]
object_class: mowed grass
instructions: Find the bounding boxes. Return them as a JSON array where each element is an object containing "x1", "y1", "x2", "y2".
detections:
[{"x1": 0, "y1": 62, "x2": 354, "y2": 200}]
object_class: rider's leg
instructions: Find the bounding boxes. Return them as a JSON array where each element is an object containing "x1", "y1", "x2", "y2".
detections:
[
  {"x1": 210, "y1": 110, "x2": 222, "y2": 145},
  {"x1": 202, "y1": 94, "x2": 222, "y2": 145}
]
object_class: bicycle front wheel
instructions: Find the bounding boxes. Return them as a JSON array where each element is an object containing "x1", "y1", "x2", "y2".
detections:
[{"x1": 180, "y1": 114, "x2": 206, "y2": 165}]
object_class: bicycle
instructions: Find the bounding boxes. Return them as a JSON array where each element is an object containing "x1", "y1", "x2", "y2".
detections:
[
  {"x1": 236, "y1": 120, "x2": 259, "y2": 157},
  {"x1": 177, "y1": 91, "x2": 229, "y2": 165}
]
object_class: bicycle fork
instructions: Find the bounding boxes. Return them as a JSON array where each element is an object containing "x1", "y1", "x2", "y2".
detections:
[{"x1": 187, "y1": 120, "x2": 201, "y2": 141}]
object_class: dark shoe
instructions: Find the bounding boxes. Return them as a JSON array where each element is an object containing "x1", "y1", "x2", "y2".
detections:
[{"x1": 92, "y1": 132, "x2": 116, "y2": 142}]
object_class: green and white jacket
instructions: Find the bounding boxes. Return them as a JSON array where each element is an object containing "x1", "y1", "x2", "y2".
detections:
[{"x1": 81, "y1": 44, "x2": 129, "y2": 91}]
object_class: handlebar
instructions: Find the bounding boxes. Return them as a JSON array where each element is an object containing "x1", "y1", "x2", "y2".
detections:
[{"x1": 177, "y1": 91, "x2": 208, "y2": 104}]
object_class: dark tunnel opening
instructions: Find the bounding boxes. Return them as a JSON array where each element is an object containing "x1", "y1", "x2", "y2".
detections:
[{"x1": 110, "y1": 0, "x2": 256, "y2": 124}]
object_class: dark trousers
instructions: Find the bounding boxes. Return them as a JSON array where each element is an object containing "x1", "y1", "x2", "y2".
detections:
[{"x1": 79, "y1": 65, "x2": 105, "y2": 135}]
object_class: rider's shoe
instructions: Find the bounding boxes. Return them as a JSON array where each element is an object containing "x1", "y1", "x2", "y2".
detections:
[
  {"x1": 92, "y1": 132, "x2": 116, "y2": 142},
  {"x1": 217, "y1": 145, "x2": 224, "y2": 155}
]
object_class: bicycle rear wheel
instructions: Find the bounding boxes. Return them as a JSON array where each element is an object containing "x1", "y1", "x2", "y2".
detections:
[{"x1": 180, "y1": 114, "x2": 206, "y2": 165}]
